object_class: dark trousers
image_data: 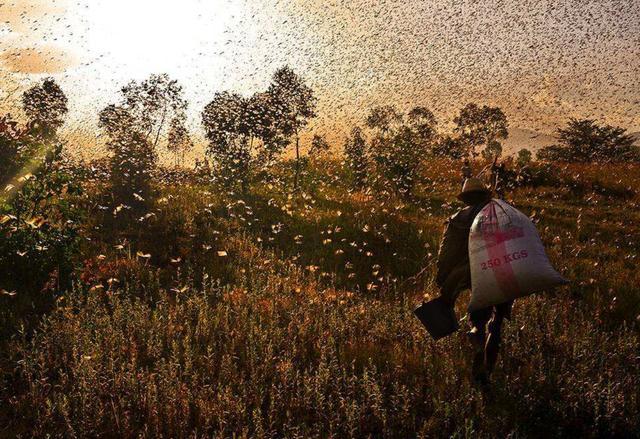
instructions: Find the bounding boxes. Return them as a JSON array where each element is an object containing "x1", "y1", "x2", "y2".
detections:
[
  {"x1": 469, "y1": 301, "x2": 513, "y2": 379},
  {"x1": 440, "y1": 265, "x2": 513, "y2": 380}
]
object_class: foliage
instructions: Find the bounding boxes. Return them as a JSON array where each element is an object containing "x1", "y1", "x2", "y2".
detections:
[
  {"x1": 453, "y1": 103, "x2": 508, "y2": 157},
  {"x1": 268, "y1": 66, "x2": 317, "y2": 189},
  {"x1": 432, "y1": 134, "x2": 466, "y2": 160},
  {"x1": 366, "y1": 105, "x2": 403, "y2": 133},
  {"x1": 343, "y1": 126, "x2": 369, "y2": 189},
  {"x1": 99, "y1": 104, "x2": 156, "y2": 209},
  {"x1": 245, "y1": 91, "x2": 289, "y2": 162},
  {"x1": 407, "y1": 107, "x2": 437, "y2": 141},
  {"x1": 0, "y1": 115, "x2": 37, "y2": 183},
  {"x1": 309, "y1": 133, "x2": 330, "y2": 156},
  {"x1": 202, "y1": 91, "x2": 253, "y2": 191},
  {"x1": 21, "y1": 78, "x2": 68, "y2": 138},
  {"x1": 120, "y1": 73, "x2": 189, "y2": 149},
  {"x1": 0, "y1": 142, "x2": 83, "y2": 337},
  {"x1": 370, "y1": 127, "x2": 421, "y2": 197},
  {"x1": 167, "y1": 116, "x2": 193, "y2": 167},
  {"x1": 480, "y1": 139, "x2": 503, "y2": 161},
  {"x1": 367, "y1": 106, "x2": 437, "y2": 198},
  {"x1": 109, "y1": 132, "x2": 157, "y2": 207},
  {"x1": 536, "y1": 144, "x2": 570, "y2": 162},
  {"x1": 516, "y1": 148, "x2": 533, "y2": 167},
  {"x1": 539, "y1": 118, "x2": 637, "y2": 163},
  {"x1": 98, "y1": 74, "x2": 188, "y2": 209}
]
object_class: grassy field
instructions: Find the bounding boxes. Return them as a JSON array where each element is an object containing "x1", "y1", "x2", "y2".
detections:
[{"x1": 1, "y1": 157, "x2": 639, "y2": 437}]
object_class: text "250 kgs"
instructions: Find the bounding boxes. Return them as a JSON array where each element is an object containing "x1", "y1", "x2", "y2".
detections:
[{"x1": 481, "y1": 250, "x2": 529, "y2": 270}]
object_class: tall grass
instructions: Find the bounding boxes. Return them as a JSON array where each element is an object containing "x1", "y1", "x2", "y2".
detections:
[{"x1": 1, "y1": 158, "x2": 639, "y2": 437}]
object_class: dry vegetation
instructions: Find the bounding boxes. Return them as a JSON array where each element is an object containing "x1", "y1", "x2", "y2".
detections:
[
  {"x1": 1, "y1": 156, "x2": 639, "y2": 438},
  {"x1": 3, "y1": 2, "x2": 640, "y2": 436}
]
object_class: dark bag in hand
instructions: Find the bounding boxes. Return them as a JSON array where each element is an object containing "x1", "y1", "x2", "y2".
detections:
[{"x1": 414, "y1": 297, "x2": 459, "y2": 340}]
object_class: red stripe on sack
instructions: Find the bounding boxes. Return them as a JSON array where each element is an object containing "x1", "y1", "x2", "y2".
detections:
[{"x1": 481, "y1": 203, "x2": 520, "y2": 298}]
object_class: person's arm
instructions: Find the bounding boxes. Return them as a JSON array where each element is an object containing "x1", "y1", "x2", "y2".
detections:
[{"x1": 436, "y1": 218, "x2": 464, "y2": 288}]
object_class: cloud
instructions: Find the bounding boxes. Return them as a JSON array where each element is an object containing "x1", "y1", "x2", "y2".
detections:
[{"x1": 0, "y1": 45, "x2": 76, "y2": 74}]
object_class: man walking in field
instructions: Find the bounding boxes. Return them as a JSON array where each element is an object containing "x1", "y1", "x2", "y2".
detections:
[{"x1": 436, "y1": 178, "x2": 513, "y2": 385}]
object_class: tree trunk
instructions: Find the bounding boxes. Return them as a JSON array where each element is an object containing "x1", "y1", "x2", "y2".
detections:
[{"x1": 153, "y1": 104, "x2": 168, "y2": 149}]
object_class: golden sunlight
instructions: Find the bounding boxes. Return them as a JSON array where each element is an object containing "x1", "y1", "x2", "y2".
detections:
[
  {"x1": 1, "y1": 2, "x2": 640, "y2": 436},
  {"x1": 83, "y1": 0, "x2": 246, "y2": 75}
]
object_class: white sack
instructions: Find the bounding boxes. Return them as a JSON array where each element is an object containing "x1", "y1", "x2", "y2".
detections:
[{"x1": 468, "y1": 199, "x2": 567, "y2": 312}]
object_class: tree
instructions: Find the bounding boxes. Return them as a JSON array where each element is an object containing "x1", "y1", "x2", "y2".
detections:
[
  {"x1": 343, "y1": 126, "x2": 368, "y2": 189},
  {"x1": 267, "y1": 66, "x2": 317, "y2": 189},
  {"x1": 201, "y1": 92, "x2": 252, "y2": 191},
  {"x1": 98, "y1": 104, "x2": 137, "y2": 141},
  {"x1": 453, "y1": 103, "x2": 508, "y2": 157},
  {"x1": 432, "y1": 134, "x2": 466, "y2": 159},
  {"x1": 21, "y1": 78, "x2": 68, "y2": 138},
  {"x1": 245, "y1": 91, "x2": 287, "y2": 164},
  {"x1": 1, "y1": 79, "x2": 68, "y2": 184},
  {"x1": 407, "y1": 106, "x2": 437, "y2": 141},
  {"x1": 167, "y1": 116, "x2": 193, "y2": 167},
  {"x1": 120, "y1": 74, "x2": 188, "y2": 150},
  {"x1": 516, "y1": 148, "x2": 533, "y2": 167},
  {"x1": 366, "y1": 105, "x2": 403, "y2": 134},
  {"x1": 481, "y1": 139, "x2": 503, "y2": 161},
  {"x1": 98, "y1": 74, "x2": 188, "y2": 208},
  {"x1": 98, "y1": 103, "x2": 156, "y2": 208},
  {"x1": 309, "y1": 134, "x2": 330, "y2": 156},
  {"x1": 366, "y1": 106, "x2": 435, "y2": 198},
  {"x1": 550, "y1": 119, "x2": 637, "y2": 163},
  {"x1": 371, "y1": 126, "x2": 426, "y2": 197}
]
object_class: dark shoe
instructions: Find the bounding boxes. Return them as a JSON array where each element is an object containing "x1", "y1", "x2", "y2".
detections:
[
  {"x1": 473, "y1": 370, "x2": 490, "y2": 388},
  {"x1": 468, "y1": 329, "x2": 489, "y2": 386},
  {"x1": 484, "y1": 333, "x2": 501, "y2": 377},
  {"x1": 472, "y1": 354, "x2": 490, "y2": 384}
]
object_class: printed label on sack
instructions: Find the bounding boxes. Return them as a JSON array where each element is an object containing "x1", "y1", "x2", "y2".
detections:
[{"x1": 479, "y1": 249, "x2": 528, "y2": 270}]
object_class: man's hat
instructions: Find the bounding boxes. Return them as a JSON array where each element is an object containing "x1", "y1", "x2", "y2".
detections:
[{"x1": 457, "y1": 178, "x2": 490, "y2": 201}]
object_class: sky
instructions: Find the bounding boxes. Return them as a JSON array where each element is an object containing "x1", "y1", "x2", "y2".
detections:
[{"x1": 1, "y1": 0, "x2": 639, "y2": 157}]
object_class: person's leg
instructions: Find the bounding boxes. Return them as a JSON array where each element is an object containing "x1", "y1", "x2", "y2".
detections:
[
  {"x1": 469, "y1": 307, "x2": 492, "y2": 383},
  {"x1": 484, "y1": 302, "x2": 510, "y2": 376}
]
